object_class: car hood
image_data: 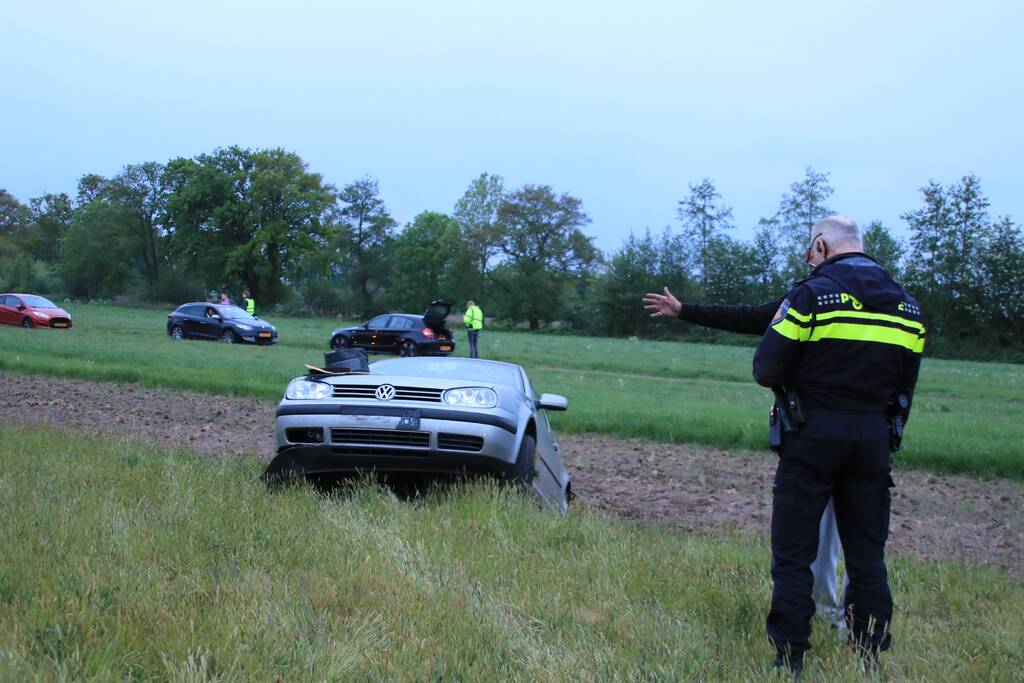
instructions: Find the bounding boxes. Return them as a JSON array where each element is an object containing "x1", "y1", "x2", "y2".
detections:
[
  {"x1": 232, "y1": 319, "x2": 275, "y2": 330},
  {"x1": 30, "y1": 307, "x2": 70, "y2": 318}
]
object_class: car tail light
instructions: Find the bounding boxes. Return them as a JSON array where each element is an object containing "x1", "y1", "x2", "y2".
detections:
[{"x1": 422, "y1": 328, "x2": 435, "y2": 338}]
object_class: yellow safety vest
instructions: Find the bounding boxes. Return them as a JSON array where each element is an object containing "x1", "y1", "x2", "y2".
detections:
[
  {"x1": 246, "y1": 298, "x2": 255, "y2": 315},
  {"x1": 464, "y1": 306, "x2": 483, "y2": 330}
]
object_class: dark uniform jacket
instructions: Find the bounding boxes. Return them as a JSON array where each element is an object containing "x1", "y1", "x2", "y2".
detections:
[
  {"x1": 678, "y1": 299, "x2": 780, "y2": 336},
  {"x1": 752, "y1": 253, "x2": 925, "y2": 414}
]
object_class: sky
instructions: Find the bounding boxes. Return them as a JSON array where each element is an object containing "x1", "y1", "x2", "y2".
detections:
[{"x1": 2, "y1": 0, "x2": 1021, "y2": 252}]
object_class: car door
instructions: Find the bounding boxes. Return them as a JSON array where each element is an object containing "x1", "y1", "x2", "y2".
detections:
[
  {"x1": 0, "y1": 296, "x2": 16, "y2": 325},
  {"x1": 379, "y1": 316, "x2": 407, "y2": 351},
  {"x1": 358, "y1": 315, "x2": 391, "y2": 351}
]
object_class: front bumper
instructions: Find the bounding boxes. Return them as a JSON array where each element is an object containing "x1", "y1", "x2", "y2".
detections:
[
  {"x1": 242, "y1": 330, "x2": 277, "y2": 344},
  {"x1": 267, "y1": 406, "x2": 519, "y2": 479}
]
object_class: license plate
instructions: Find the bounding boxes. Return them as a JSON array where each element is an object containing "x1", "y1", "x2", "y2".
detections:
[
  {"x1": 440, "y1": 345, "x2": 451, "y2": 351},
  {"x1": 258, "y1": 332, "x2": 271, "y2": 338},
  {"x1": 397, "y1": 409, "x2": 421, "y2": 430},
  {"x1": 53, "y1": 323, "x2": 68, "y2": 328}
]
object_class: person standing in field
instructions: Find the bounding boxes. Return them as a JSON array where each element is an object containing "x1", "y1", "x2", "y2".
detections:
[
  {"x1": 241, "y1": 290, "x2": 255, "y2": 315},
  {"x1": 753, "y1": 216, "x2": 923, "y2": 674},
  {"x1": 463, "y1": 299, "x2": 484, "y2": 359},
  {"x1": 218, "y1": 292, "x2": 233, "y2": 306},
  {"x1": 642, "y1": 290, "x2": 847, "y2": 636}
]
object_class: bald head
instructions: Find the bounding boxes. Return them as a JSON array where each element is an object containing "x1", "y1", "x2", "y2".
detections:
[{"x1": 812, "y1": 216, "x2": 862, "y2": 253}]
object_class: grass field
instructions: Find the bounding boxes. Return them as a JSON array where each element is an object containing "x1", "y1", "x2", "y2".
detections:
[
  {"x1": 2, "y1": 303, "x2": 1023, "y2": 479},
  {"x1": 1, "y1": 424, "x2": 1022, "y2": 681}
]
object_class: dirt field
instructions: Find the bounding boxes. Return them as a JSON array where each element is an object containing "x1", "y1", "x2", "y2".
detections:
[{"x1": 2, "y1": 371, "x2": 1021, "y2": 577}]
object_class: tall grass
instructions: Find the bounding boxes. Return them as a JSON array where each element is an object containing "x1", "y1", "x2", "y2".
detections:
[
  {"x1": 1, "y1": 425, "x2": 1021, "y2": 681},
  {"x1": 2, "y1": 303, "x2": 1023, "y2": 479}
]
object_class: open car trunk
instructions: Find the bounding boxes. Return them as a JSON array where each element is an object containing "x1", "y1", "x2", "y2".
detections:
[{"x1": 423, "y1": 299, "x2": 454, "y2": 334}]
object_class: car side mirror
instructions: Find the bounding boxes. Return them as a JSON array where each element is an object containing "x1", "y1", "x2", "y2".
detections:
[
  {"x1": 17, "y1": 304, "x2": 25, "y2": 311},
  {"x1": 363, "y1": 322, "x2": 370, "y2": 329},
  {"x1": 536, "y1": 393, "x2": 568, "y2": 411}
]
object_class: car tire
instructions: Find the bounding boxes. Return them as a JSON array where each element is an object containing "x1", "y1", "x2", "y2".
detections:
[
  {"x1": 399, "y1": 340, "x2": 418, "y2": 357},
  {"x1": 332, "y1": 335, "x2": 351, "y2": 349},
  {"x1": 221, "y1": 329, "x2": 237, "y2": 344},
  {"x1": 509, "y1": 434, "x2": 536, "y2": 485},
  {"x1": 21, "y1": 317, "x2": 33, "y2": 329},
  {"x1": 170, "y1": 325, "x2": 185, "y2": 340}
]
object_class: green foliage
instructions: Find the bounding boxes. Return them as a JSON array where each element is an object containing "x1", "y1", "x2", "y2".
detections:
[
  {"x1": 1, "y1": 425, "x2": 1022, "y2": 681},
  {"x1": 493, "y1": 184, "x2": 597, "y2": 329},
  {"x1": 165, "y1": 147, "x2": 335, "y2": 305},
  {"x1": 328, "y1": 176, "x2": 398, "y2": 317},
  {"x1": 862, "y1": 219, "x2": 904, "y2": 277},
  {"x1": 767, "y1": 167, "x2": 835, "y2": 281},
  {"x1": 390, "y1": 211, "x2": 467, "y2": 310},
  {"x1": 58, "y1": 202, "x2": 138, "y2": 298},
  {"x1": 453, "y1": 172, "x2": 505, "y2": 300},
  {"x1": 676, "y1": 178, "x2": 734, "y2": 288}
]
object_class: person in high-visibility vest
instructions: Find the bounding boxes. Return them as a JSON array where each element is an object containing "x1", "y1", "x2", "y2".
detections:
[
  {"x1": 242, "y1": 290, "x2": 255, "y2": 315},
  {"x1": 463, "y1": 299, "x2": 483, "y2": 358}
]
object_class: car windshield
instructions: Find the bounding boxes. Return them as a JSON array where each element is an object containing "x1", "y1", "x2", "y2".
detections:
[
  {"x1": 219, "y1": 306, "x2": 256, "y2": 321},
  {"x1": 20, "y1": 295, "x2": 58, "y2": 309},
  {"x1": 371, "y1": 358, "x2": 523, "y2": 390}
]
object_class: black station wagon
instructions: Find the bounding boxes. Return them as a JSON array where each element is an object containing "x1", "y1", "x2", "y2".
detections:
[
  {"x1": 167, "y1": 303, "x2": 278, "y2": 345},
  {"x1": 329, "y1": 300, "x2": 455, "y2": 357}
]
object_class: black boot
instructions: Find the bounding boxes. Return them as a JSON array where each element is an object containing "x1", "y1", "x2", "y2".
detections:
[{"x1": 772, "y1": 653, "x2": 803, "y2": 679}]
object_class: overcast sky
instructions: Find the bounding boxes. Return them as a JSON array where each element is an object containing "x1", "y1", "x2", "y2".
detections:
[{"x1": 2, "y1": 0, "x2": 1021, "y2": 251}]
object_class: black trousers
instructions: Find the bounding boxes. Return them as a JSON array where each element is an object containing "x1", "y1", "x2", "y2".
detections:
[{"x1": 767, "y1": 409, "x2": 894, "y2": 658}]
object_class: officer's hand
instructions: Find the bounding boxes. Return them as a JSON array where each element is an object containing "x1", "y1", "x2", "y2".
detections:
[{"x1": 643, "y1": 287, "x2": 682, "y2": 318}]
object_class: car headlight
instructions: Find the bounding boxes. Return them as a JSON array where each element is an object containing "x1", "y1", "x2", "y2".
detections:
[
  {"x1": 236, "y1": 323, "x2": 252, "y2": 331},
  {"x1": 443, "y1": 387, "x2": 498, "y2": 408},
  {"x1": 34, "y1": 311, "x2": 50, "y2": 319},
  {"x1": 285, "y1": 379, "x2": 332, "y2": 400}
]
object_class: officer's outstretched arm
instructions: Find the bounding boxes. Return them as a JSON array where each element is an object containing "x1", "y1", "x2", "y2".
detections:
[{"x1": 752, "y1": 287, "x2": 813, "y2": 388}]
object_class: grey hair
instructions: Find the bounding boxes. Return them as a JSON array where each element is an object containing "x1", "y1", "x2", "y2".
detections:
[{"x1": 812, "y1": 215, "x2": 862, "y2": 251}]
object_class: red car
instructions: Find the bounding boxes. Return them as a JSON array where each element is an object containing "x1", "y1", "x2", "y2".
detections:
[{"x1": 0, "y1": 293, "x2": 73, "y2": 329}]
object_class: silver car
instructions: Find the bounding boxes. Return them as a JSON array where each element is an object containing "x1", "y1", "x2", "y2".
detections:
[{"x1": 264, "y1": 357, "x2": 573, "y2": 511}]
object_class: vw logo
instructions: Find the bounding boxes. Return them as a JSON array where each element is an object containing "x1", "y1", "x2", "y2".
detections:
[{"x1": 375, "y1": 384, "x2": 396, "y2": 401}]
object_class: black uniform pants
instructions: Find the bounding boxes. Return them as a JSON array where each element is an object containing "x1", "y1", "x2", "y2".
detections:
[{"x1": 767, "y1": 409, "x2": 893, "y2": 658}]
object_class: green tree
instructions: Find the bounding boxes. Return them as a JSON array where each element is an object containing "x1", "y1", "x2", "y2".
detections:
[
  {"x1": 750, "y1": 218, "x2": 784, "y2": 302},
  {"x1": 703, "y1": 235, "x2": 760, "y2": 305},
  {"x1": 166, "y1": 147, "x2": 335, "y2": 304},
  {"x1": 769, "y1": 168, "x2": 834, "y2": 280},
  {"x1": 330, "y1": 176, "x2": 397, "y2": 316},
  {"x1": 25, "y1": 193, "x2": 73, "y2": 263},
  {"x1": 676, "y1": 178, "x2": 733, "y2": 289},
  {"x1": 106, "y1": 162, "x2": 169, "y2": 286},
  {"x1": 390, "y1": 211, "x2": 467, "y2": 310},
  {"x1": 453, "y1": 173, "x2": 505, "y2": 299},
  {"x1": 861, "y1": 220, "x2": 904, "y2": 277},
  {"x1": 979, "y1": 215, "x2": 1024, "y2": 343},
  {"x1": 493, "y1": 184, "x2": 596, "y2": 329},
  {"x1": 58, "y1": 202, "x2": 137, "y2": 298},
  {"x1": 0, "y1": 189, "x2": 30, "y2": 263}
]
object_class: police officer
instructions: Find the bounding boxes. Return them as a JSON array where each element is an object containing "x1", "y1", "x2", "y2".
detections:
[
  {"x1": 642, "y1": 288, "x2": 847, "y2": 634},
  {"x1": 241, "y1": 290, "x2": 255, "y2": 315},
  {"x1": 753, "y1": 216, "x2": 924, "y2": 675},
  {"x1": 464, "y1": 299, "x2": 484, "y2": 359}
]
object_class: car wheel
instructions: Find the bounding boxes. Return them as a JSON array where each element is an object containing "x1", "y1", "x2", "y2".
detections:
[
  {"x1": 509, "y1": 434, "x2": 536, "y2": 485},
  {"x1": 170, "y1": 325, "x2": 185, "y2": 340},
  {"x1": 221, "y1": 329, "x2": 237, "y2": 344},
  {"x1": 21, "y1": 318, "x2": 34, "y2": 329},
  {"x1": 399, "y1": 340, "x2": 418, "y2": 357},
  {"x1": 332, "y1": 335, "x2": 351, "y2": 349}
]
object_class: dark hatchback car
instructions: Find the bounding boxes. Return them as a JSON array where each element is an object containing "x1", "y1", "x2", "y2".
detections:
[
  {"x1": 167, "y1": 303, "x2": 278, "y2": 344},
  {"x1": 330, "y1": 300, "x2": 455, "y2": 357}
]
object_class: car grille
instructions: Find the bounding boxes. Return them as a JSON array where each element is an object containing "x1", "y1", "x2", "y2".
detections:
[
  {"x1": 331, "y1": 428, "x2": 430, "y2": 448},
  {"x1": 437, "y1": 434, "x2": 484, "y2": 452},
  {"x1": 331, "y1": 385, "x2": 443, "y2": 402}
]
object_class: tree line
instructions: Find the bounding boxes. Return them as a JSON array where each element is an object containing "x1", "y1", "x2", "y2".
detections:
[{"x1": 2, "y1": 148, "x2": 1021, "y2": 360}]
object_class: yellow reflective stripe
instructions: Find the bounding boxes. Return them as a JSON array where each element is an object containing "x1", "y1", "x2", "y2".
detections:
[
  {"x1": 784, "y1": 307, "x2": 813, "y2": 323},
  {"x1": 815, "y1": 309, "x2": 924, "y2": 332},
  {"x1": 808, "y1": 321, "x2": 925, "y2": 352},
  {"x1": 771, "y1": 318, "x2": 810, "y2": 341}
]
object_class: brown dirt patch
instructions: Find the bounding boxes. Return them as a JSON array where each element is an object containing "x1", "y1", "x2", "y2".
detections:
[{"x1": 2, "y1": 371, "x2": 1021, "y2": 577}]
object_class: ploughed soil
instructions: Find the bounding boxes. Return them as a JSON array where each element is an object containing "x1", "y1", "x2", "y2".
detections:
[{"x1": 2, "y1": 371, "x2": 1021, "y2": 578}]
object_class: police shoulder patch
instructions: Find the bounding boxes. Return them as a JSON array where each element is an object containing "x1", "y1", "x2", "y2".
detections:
[{"x1": 771, "y1": 299, "x2": 791, "y2": 326}]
